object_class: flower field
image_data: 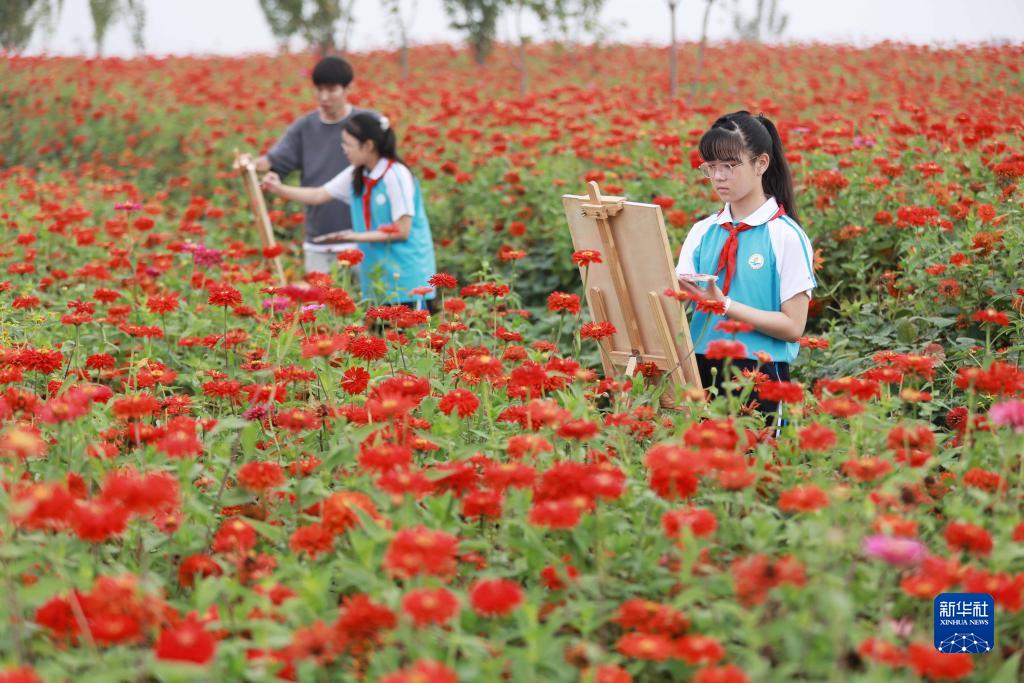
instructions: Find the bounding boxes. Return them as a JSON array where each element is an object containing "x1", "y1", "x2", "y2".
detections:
[{"x1": 0, "y1": 42, "x2": 1023, "y2": 682}]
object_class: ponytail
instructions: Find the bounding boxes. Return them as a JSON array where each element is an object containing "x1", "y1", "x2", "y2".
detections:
[
  {"x1": 756, "y1": 115, "x2": 798, "y2": 224},
  {"x1": 698, "y1": 110, "x2": 799, "y2": 223},
  {"x1": 343, "y1": 112, "x2": 403, "y2": 196}
]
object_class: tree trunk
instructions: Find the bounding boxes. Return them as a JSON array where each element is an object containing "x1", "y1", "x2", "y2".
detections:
[
  {"x1": 516, "y1": 3, "x2": 527, "y2": 97},
  {"x1": 688, "y1": 0, "x2": 714, "y2": 106},
  {"x1": 668, "y1": 1, "x2": 678, "y2": 99}
]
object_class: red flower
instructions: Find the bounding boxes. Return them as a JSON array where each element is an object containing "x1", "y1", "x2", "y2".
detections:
[
  {"x1": 715, "y1": 319, "x2": 754, "y2": 334},
  {"x1": 155, "y1": 616, "x2": 217, "y2": 665},
  {"x1": 145, "y1": 292, "x2": 180, "y2": 315},
  {"x1": 529, "y1": 498, "x2": 583, "y2": 529},
  {"x1": 429, "y1": 272, "x2": 458, "y2": 289},
  {"x1": 905, "y1": 642, "x2": 973, "y2": 680},
  {"x1": 612, "y1": 598, "x2": 690, "y2": 636},
  {"x1": 207, "y1": 283, "x2": 242, "y2": 308},
  {"x1": 674, "y1": 634, "x2": 725, "y2": 665},
  {"x1": 401, "y1": 587, "x2": 460, "y2": 627},
  {"x1": 70, "y1": 499, "x2": 128, "y2": 542},
  {"x1": 462, "y1": 353, "x2": 504, "y2": 380},
  {"x1": 571, "y1": 249, "x2": 603, "y2": 267},
  {"x1": 972, "y1": 308, "x2": 1009, "y2": 326},
  {"x1": 944, "y1": 522, "x2": 993, "y2": 555},
  {"x1": 0, "y1": 667, "x2": 43, "y2": 683},
  {"x1": 349, "y1": 334, "x2": 388, "y2": 361},
  {"x1": 321, "y1": 491, "x2": 380, "y2": 535},
  {"x1": 692, "y1": 665, "x2": 751, "y2": 683},
  {"x1": 616, "y1": 632, "x2": 675, "y2": 661},
  {"x1": 178, "y1": 554, "x2": 222, "y2": 588},
  {"x1": 212, "y1": 518, "x2": 257, "y2": 554},
  {"x1": 757, "y1": 381, "x2": 804, "y2": 403},
  {"x1": 237, "y1": 461, "x2": 285, "y2": 491},
  {"x1": 651, "y1": 195, "x2": 674, "y2": 209},
  {"x1": 469, "y1": 578, "x2": 523, "y2": 616},
  {"x1": 696, "y1": 299, "x2": 727, "y2": 315},
  {"x1": 438, "y1": 388, "x2": 480, "y2": 418},
  {"x1": 289, "y1": 523, "x2": 334, "y2": 558},
  {"x1": 662, "y1": 507, "x2": 717, "y2": 540},
  {"x1": 857, "y1": 638, "x2": 905, "y2": 667},
  {"x1": 334, "y1": 593, "x2": 396, "y2": 643},
  {"x1": 645, "y1": 444, "x2": 701, "y2": 500},
  {"x1": 383, "y1": 526, "x2": 459, "y2": 579},
  {"x1": 335, "y1": 249, "x2": 363, "y2": 266},
  {"x1": 704, "y1": 339, "x2": 747, "y2": 360},
  {"x1": 799, "y1": 422, "x2": 836, "y2": 451},
  {"x1": 580, "y1": 321, "x2": 616, "y2": 339},
  {"x1": 547, "y1": 291, "x2": 581, "y2": 315},
  {"x1": 777, "y1": 484, "x2": 830, "y2": 513},
  {"x1": 111, "y1": 392, "x2": 161, "y2": 420},
  {"x1": 379, "y1": 660, "x2": 458, "y2": 683},
  {"x1": 556, "y1": 418, "x2": 599, "y2": 441},
  {"x1": 339, "y1": 366, "x2": 371, "y2": 395}
]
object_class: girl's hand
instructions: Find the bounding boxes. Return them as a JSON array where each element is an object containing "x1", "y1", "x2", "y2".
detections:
[
  {"x1": 235, "y1": 153, "x2": 254, "y2": 169},
  {"x1": 676, "y1": 277, "x2": 726, "y2": 303},
  {"x1": 260, "y1": 171, "x2": 282, "y2": 193},
  {"x1": 313, "y1": 230, "x2": 357, "y2": 244}
]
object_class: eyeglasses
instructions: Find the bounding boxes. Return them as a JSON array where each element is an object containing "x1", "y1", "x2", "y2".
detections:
[{"x1": 698, "y1": 159, "x2": 747, "y2": 180}]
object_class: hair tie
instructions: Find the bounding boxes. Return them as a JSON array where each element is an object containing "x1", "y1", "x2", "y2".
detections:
[{"x1": 379, "y1": 115, "x2": 390, "y2": 131}]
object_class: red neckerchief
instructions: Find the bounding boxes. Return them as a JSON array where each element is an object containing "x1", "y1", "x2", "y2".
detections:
[
  {"x1": 713, "y1": 203, "x2": 786, "y2": 296},
  {"x1": 362, "y1": 160, "x2": 395, "y2": 230}
]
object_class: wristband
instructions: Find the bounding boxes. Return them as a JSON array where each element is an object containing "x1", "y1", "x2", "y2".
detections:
[{"x1": 722, "y1": 296, "x2": 732, "y2": 316}]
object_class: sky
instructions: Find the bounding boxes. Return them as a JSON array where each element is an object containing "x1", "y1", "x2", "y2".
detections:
[{"x1": 22, "y1": 0, "x2": 1024, "y2": 56}]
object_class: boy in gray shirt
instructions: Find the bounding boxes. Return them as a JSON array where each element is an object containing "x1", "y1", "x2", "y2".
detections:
[{"x1": 244, "y1": 56, "x2": 366, "y2": 274}]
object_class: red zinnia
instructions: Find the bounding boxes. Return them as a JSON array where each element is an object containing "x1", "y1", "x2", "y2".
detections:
[
  {"x1": 438, "y1": 388, "x2": 480, "y2": 418},
  {"x1": 383, "y1": 526, "x2": 459, "y2": 579},
  {"x1": 236, "y1": 461, "x2": 285, "y2": 491},
  {"x1": 469, "y1": 578, "x2": 523, "y2": 616},
  {"x1": 944, "y1": 522, "x2": 993, "y2": 555},
  {"x1": 154, "y1": 616, "x2": 216, "y2": 665},
  {"x1": 571, "y1": 249, "x2": 602, "y2": 267},
  {"x1": 401, "y1": 587, "x2": 460, "y2": 627},
  {"x1": 777, "y1": 484, "x2": 830, "y2": 513}
]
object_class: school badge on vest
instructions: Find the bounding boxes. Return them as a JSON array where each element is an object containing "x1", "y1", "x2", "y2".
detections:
[
  {"x1": 747, "y1": 253, "x2": 765, "y2": 270},
  {"x1": 376, "y1": 194, "x2": 387, "y2": 205}
]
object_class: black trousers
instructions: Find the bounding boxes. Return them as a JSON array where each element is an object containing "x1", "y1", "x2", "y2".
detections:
[{"x1": 696, "y1": 354, "x2": 790, "y2": 423}]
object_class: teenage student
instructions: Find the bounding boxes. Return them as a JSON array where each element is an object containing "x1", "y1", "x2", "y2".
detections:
[
  {"x1": 675, "y1": 110, "x2": 816, "y2": 420},
  {"x1": 261, "y1": 112, "x2": 437, "y2": 309},
  {"x1": 239, "y1": 56, "x2": 370, "y2": 274}
]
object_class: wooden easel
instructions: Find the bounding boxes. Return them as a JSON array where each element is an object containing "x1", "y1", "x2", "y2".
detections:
[
  {"x1": 233, "y1": 150, "x2": 287, "y2": 286},
  {"x1": 564, "y1": 182, "x2": 701, "y2": 401}
]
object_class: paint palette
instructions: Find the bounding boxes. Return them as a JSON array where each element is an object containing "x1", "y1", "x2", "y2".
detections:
[{"x1": 677, "y1": 273, "x2": 718, "y2": 284}]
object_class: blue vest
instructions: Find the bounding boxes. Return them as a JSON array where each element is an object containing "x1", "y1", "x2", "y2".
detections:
[
  {"x1": 690, "y1": 214, "x2": 813, "y2": 363},
  {"x1": 350, "y1": 169, "x2": 436, "y2": 304}
]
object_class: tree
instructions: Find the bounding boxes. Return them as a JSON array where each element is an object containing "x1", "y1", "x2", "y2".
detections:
[
  {"x1": 88, "y1": 0, "x2": 118, "y2": 56},
  {"x1": 687, "y1": 0, "x2": 716, "y2": 105},
  {"x1": 0, "y1": 0, "x2": 62, "y2": 53},
  {"x1": 257, "y1": 0, "x2": 349, "y2": 55},
  {"x1": 731, "y1": 0, "x2": 786, "y2": 42},
  {"x1": 442, "y1": 0, "x2": 505, "y2": 66},
  {"x1": 382, "y1": 0, "x2": 418, "y2": 80},
  {"x1": 123, "y1": 0, "x2": 145, "y2": 53},
  {"x1": 88, "y1": 0, "x2": 146, "y2": 56},
  {"x1": 666, "y1": 0, "x2": 679, "y2": 98}
]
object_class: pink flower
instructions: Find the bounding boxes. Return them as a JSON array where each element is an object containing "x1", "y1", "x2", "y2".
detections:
[
  {"x1": 989, "y1": 400, "x2": 1024, "y2": 433},
  {"x1": 862, "y1": 535, "x2": 928, "y2": 567}
]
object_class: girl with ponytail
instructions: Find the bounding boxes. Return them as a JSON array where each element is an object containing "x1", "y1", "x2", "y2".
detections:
[
  {"x1": 675, "y1": 111, "x2": 816, "y2": 422},
  {"x1": 262, "y1": 111, "x2": 437, "y2": 308}
]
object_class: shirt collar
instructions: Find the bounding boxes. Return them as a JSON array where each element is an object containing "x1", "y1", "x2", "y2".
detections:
[
  {"x1": 363, "y1": 158, "x2": 392, "y2": 181},
  {"x1": 717, "y1": 196, "x2": 779, "y2": 226}
]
